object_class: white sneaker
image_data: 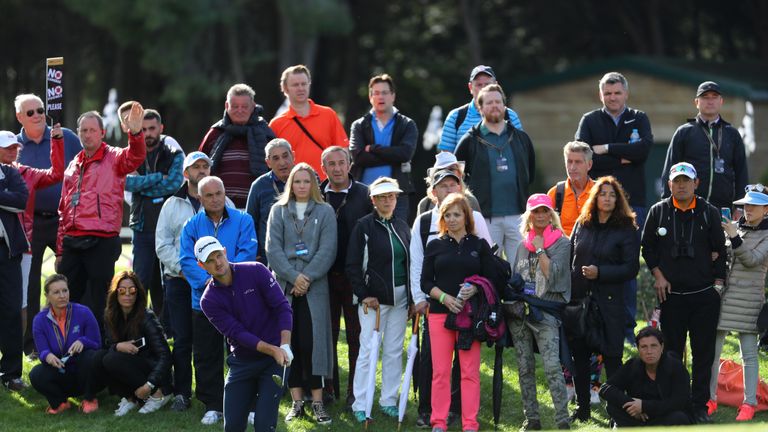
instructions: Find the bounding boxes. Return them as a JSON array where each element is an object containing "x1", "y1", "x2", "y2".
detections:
[
  {"x1": 590, "y1": 388, "x2": 601, "y2": 405},
  {"x1": 248, "y1": 411, "x2": 255, "y2": 424},
  {"x1": 114, "y1": 397, "x2": 137, "y2": 416},
  {"x1": 201, "y1": 410, "x2": 223, "y2": 425},
  {"x1": 138, "y1": 394, "x2": 171, "y2": 414}
]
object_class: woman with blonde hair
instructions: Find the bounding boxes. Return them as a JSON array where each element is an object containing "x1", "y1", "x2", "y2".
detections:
[
  {"x1": 266, "y1": 162, "x2": 337, "y2": 425},
  {"x1": 507, "y1": 193, "x2": 571, "y2": 431}
]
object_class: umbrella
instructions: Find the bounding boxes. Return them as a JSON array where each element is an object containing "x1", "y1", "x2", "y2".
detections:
[
  {"x1": 492, "y1": 343, "x2": 504, "y2": 429},
  {"x1": 398, "y1": 313, "x2": 420, "y2": 430},
  {"x1": 363, "y1": 305, "x2": 381, "y2": 429}
]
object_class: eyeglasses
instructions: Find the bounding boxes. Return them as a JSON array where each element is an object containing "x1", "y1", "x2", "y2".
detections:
[
  {"x1": 746, "y1": 184, "x2": 766, "y2": 193},
  {"x1": 117, "y1": 286, "x2": 137, "y2": 295},
  {"x1": 26, "y1": 107, "x2": 45, "y2": 117}
]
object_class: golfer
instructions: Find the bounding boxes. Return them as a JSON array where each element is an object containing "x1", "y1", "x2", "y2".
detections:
[{"x1": 197, "y1": 236, "x2": 293, "y2": 432}]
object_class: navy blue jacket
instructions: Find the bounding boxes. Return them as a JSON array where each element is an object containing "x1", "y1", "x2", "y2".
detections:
[{"x1": 0, "y1": 164, "x2": 30, "y2": 256}]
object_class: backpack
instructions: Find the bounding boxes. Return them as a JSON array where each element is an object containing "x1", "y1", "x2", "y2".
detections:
[
  {"x1": 554, "y1": 180, "x2": 566, "y2": 215},
  {"x1": 454, "y1": 103, "x2": 510, "y2": 132},
  {"x1": 418, "y1": 211, "x2": 435, "y2": 250}
]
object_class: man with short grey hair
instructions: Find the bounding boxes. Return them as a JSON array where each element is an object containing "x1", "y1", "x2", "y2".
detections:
[
  {"x1": 199, "y1": 83, "x2": 275, "y2": 208},
  {"x1": 14, "y1": 93, "x2": 81, "y2": 358},
  {"x1": 246, "y1": 138, "x2": 295, "y2": 264},
  {"x1": 547, "y1": 141, "x2": 595, "y2": 237}
]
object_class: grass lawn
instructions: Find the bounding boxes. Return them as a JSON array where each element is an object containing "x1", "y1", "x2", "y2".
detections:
[{"x1": 1, "y1": 248, "x2": 767, "y2": 431}]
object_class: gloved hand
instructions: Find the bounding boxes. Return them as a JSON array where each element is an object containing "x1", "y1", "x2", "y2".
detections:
[{"x1": 280, "y1": 344, "x2": 294, "y2": 366}]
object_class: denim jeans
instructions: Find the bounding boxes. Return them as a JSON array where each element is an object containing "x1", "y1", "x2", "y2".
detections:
[{"x1": 224, "y1": 354, "x2": 286, "y2": 432}]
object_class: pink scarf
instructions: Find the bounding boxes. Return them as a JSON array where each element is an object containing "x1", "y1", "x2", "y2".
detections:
[{"x1": 523, "y1": 225, "x2": 563, "y2": 252}]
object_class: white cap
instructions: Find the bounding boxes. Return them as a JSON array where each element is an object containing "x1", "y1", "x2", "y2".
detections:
[
  {"x1": 183, "y1": 151, "x2": 213, "y2": 171},
  {"x1": 434, "y1": 152, "x2": 461, "y2": 170},
  {"x1": 194, "y1": 236, "x2": 224, "y2": 262},
  {"x1": 370, "y1": 180, "x2": 403, "y2": 197},
  {"x1": 0, "y1": 131, "x2": 23, "y2": 149}
]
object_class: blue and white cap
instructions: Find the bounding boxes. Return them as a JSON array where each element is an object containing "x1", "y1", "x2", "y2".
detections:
[
  {"x1": 669, "y1": 162, "x2": 697, "y2": 180},
  {"x1": 183, "y1": 151, "x2": 212, "y2": 171}
]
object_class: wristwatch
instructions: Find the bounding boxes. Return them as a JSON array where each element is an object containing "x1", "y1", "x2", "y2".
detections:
[
  {"x1": 713, "y1": 283, "x2": 724, "y2": 295},
  {"x1": 535, "y1": 248, "x2": 545, "y2": 256},
  {"x1": 145, "y1": 381, "x2": 156, "y2": 393}
]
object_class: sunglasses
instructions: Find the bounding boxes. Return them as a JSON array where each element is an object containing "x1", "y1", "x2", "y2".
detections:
[
  {"x1": 746, "y1": 184, "x2": 766, "y2": 193},
  {"x1": 25, "y1": 107, "x2": 45, "y2": 117},
  {"x1": 117, "y1": 286, "x2": 137, "y2": 295}
]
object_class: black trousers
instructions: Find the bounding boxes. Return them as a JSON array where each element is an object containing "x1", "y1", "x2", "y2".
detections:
[
  {"x1": 570, "y1": 335, "x2": 621, "y2": 410},
  {"x1": 102, "y1": 349, "x2": 167, "y2": 399},
  {"x1": 288, "y1": 295, "x2": 323, "y2": 390},
  {"x1": 660, "y1": 288, "x2": 720, "y2": 411},
  {"x1": 192, "y1": 310, "x2": 224, "y2": 411},
  {"x1": 417, "y1": 315, "x2": 461, "y2": 415},
  {"x1": 606, "y1": 402, "x2": 690, "y2": 426},
  {"x1": 29, "y1": 349, "x2": 105, "y2": 407},
  {"x1": 58, "y1": 235, "x2": 122, "y2": 336},
  {"x1": 327, "y1": 271, "x2": 360, "y2": 398},
  {"x1": 0, "y1": 243, "x2": 22, "y2": 383},
  {"x1": 24, "y1": 213, "x2": 59, "y2": 354}
]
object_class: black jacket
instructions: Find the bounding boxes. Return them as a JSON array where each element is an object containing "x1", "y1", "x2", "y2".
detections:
[
  {"x1": 570, "y1": 221, "x2": 639, "y2": 356},
  {"x1": 129, "y1": 138, "x2": 183, "y2": 232},
  {"x1": 455, "y1": 122, "x2": 535, "y2": 218},
  {"x1": 349, "y1": 111, "x2": 417, "y2": 193},
  {"x1": 600, "y1": 353, "x2": 691, "y2": 419},
  {"x1": 641, "y1": 196, "x2": 727, "y2": 292},
  {"x1": 575, "y1": 107, "x2": 653, "y2": 207},
  {"x1": 346, "y1": 212, "x2": 411, "y2": 306},
  {"x1": 320, "y1": 176, "x2": 373, "y2": 272},
  {"x1": 662, "y1": 116, "x2": 748, "y2": 209},
  {"x1": 106, "y1": 309, "x2": 171, "y2": 387},
  {"x1": 0, "y1": 164, "x2": 29, "y2": 257}
]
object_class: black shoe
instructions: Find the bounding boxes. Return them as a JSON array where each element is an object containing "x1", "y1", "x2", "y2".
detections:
[
  {"x1": 446, "y1": 411, "x2": 459, "y2": 426},
  {"x1": 3, "y1": 378, "x2": 27, "y2": 392},
  {"x1": 170, "y1": 394, "x2": 190, "y2": 412},
  {"x1": 416, "y1": 412, "x2": 431, "y2": 428},
  {"x1": 311, "y1": 401, "x2": 332, "y2": 425},
  {"x1": 520, "y1": 418, "x2": 542, "y2": 431},
  {"x1": 570, "y1": 407, "x2": 590, "y2": 422},
  {"x1": 693, "y1": 409, "x2": 713, "y2": 424}
]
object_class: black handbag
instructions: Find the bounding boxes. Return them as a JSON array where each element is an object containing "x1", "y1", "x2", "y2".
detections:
[
  {"x1": 63, "y1": 235, "x2": 100, "y2": 251},
  {"x1": 563, "y1": 296, "x2": 590, "y2": 339}
]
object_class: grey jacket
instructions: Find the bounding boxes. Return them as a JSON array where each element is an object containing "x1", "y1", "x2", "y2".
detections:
[
  {"x1": 718, "y1": 220, "x2": 768, "y2": 333},
  {"x1": 512, "y1": 235, "x2": 571, "y2": 304},
  {"x1": 265, "y1": 199, "x2": 337, "y2": 378}
]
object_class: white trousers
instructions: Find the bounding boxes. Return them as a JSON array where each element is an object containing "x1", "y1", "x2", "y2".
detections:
[
  {"x1": 352, "y1": 285, "x2": 408, "y2": 411},
  {"x1": 485, "y1": 214, "x2": 523, "y2": 261}
]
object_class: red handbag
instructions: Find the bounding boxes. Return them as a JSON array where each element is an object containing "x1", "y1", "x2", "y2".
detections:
[{"x1": 715, "y1": 359, "x2": 768, "y2": 411}]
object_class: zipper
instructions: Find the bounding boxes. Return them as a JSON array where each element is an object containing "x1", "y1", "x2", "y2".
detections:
[{"x1": 96, "y1": 194, "x2": 101, "y2": 218}]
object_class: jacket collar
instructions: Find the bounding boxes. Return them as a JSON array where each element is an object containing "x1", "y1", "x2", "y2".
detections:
[{"x1": 76, "y1": 142, "x2": 107, "y2": 165}]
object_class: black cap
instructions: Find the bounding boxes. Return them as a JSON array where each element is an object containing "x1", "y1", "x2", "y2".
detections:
[
  {"x1": 696, "y1": 81, "x2": 721, "y2": 97},
  {"x1": 469, "y1": 65, "x2": 496, "y2": 81},
  {"x1": 431, "y1": 169, "x2": 460, "y2": 186}
]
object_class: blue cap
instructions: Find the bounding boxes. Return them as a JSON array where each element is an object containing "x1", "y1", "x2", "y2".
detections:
[
  {"x1": 733, "y1": 191, "x2": 768, "y2": 206},
  {"x1": 183, "y1": 151, "x2": 212, "y2": 171}
]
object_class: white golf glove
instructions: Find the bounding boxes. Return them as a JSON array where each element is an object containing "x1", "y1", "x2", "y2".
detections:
[{"x1": 280, "y1": 344, "x2": 294, "y2": 366}]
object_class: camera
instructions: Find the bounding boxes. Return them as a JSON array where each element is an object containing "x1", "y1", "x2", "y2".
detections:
[{"x1": 671, "y1": 243, "x2": 694, "y2": 259}]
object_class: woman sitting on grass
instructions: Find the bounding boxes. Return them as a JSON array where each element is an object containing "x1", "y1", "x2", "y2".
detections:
[
  {"x1": 30, "y1": 274, "x2": 103, "y2": 414},
  {"x1": 102, "y1": 270, "x2": 172, "y2": 416}
]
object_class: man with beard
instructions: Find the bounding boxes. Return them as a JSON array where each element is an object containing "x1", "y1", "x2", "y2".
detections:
[
  {"x1": 15, "y1": 93, "x2": 81, "y2": 359},
  {"x1": 199, "y1": 84, "x2": 276, "y2": 209},
  {"x1": 124, "y1": 107, "x2": 184, "y2": 325},
  {"x1": 156, "y1": 152, "x2": 235, "y2": 412},
  {"x1": 246, "y1": 138, "x2": 295, "y2": 265},
  {"x1": 455, "y1": 84, "x2": 535, "y2": 260}
]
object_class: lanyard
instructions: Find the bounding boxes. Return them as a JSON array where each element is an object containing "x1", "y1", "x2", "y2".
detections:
[
  {"x1": 51, "y1": 304, "x2": 72, "y2": 355},
  {"x1": 527, "y1": 251, "x2": 538, "y2": 281},
  {"x1": 700, "y1": 123, "x2": 723, "y2": 157},
  {"x1": 291, "y1": 210, "x2": 311, "y2": 240},
  {"x1": 325, "y1": 190, "x2": 349, "y2": 218},
  {"x1": 477, "y1": 135, "x2": 505, "y2": 157}
]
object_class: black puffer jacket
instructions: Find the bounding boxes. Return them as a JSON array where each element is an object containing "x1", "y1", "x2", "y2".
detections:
[
  {"x1": 570, "y1": 221, "x2": 639, "y2": 356},
  {"x1": 346, "y1": 212, "x2": 411, "y2": 306},
  {"x1": 106, "y1": 309, "x2": 171, "y2": 387}
]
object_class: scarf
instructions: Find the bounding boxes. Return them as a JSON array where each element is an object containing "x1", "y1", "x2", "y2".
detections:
[
  {"x1": 523, "y1": 225, "x2": 563, "y2": 252},
  {"x1": 209, "y1": 106, "x2": 269, "y2": 177}
]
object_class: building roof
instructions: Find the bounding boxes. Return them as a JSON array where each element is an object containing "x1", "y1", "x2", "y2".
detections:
[{"x1": 509, "y1": 56, "x2": 768, "y2": 101}]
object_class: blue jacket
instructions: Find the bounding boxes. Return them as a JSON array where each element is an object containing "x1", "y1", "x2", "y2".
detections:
[
  {"x1": 0, "y1": 164, "x2": 30, "y2": 256},
  {"x1": 245, "y1": 171, "x2": 285, "y2": 264},
  {"x1": 180, "y1": 206, "x2": 258, "y2": 310},
  {"x1": 32, "y1": 303, "x2": 101, "y2": 372}
]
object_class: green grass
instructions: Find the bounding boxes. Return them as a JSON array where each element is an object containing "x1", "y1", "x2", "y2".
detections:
[{"x1": 2, "y1": 248, "x2": 766, "y2": 431}]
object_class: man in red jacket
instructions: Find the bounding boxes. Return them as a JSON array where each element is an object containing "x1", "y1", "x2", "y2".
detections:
[{"x1": 55, "y1": 103, "x2": 146, "y2": 331}]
